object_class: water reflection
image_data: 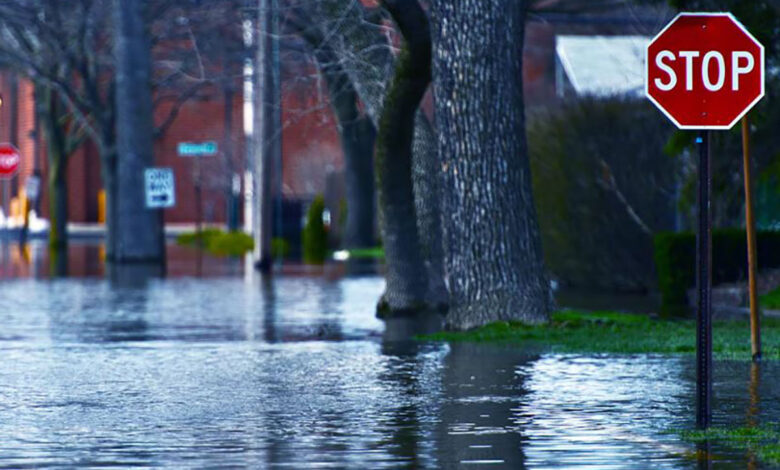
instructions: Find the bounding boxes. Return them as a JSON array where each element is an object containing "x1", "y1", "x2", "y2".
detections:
[
  {"x1": 1, "y1": 242, "x2": 779, "y2": 467},
  {"x1": 697, "y1": 441, "x2": 713, "y2": 470},
  {"x1": 49, "y1": 246, "x2": 69, "y2": 278},
  {"x1": 108, "y1": 262, "x2": 165, "y2": 286},
  {"x1": 380, "y1": 317, "x2": 446, "y2": 468},
  {"x1": 438, "y1": 343, "x2": 533, "y2": 468}
]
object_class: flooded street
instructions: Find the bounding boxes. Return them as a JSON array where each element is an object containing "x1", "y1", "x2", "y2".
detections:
[{"x1": 0, "y1": 242, "x2": 778, "y2": 468}]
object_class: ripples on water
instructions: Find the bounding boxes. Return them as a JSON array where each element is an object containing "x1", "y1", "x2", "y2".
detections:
[{"x1": 0, "y1": 242, "x2": 777, "y2": 468}]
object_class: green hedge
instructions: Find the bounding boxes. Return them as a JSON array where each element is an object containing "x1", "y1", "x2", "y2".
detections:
[
  {"x1": 176, "y1": 229, "x2": 254, "y2": 257},
  {"x1": 654, "y1": 230, "x2": 780, "y2": 316},
  {"x1": 303, "y1": 195, "x2": 328, "y2": 264}
]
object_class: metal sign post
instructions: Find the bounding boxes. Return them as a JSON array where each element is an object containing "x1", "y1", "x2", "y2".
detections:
[
  {"x1": 177, "y1": 141, "x2": 216, "y2": 250},
  {"x1": 696, "y1": 131, "x2": 713, "y2": 429}
]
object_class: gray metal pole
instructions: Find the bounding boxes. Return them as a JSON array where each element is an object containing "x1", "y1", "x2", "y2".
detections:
[
  {"x1": 254, "y1": 0, "x2": 279, "y2": 272},
  {"x1": 696, "y1": 130, "x2": 712, "y2": 430}
]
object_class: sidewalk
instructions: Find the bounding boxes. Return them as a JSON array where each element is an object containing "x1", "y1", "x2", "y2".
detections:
[{"x1": 67, "y1": 223, "x2": 230, "y2": 239}]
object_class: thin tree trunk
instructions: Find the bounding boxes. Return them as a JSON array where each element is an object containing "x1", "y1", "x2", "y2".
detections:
[
  {"x1": 39, "y1": 86, "x2": 68, "y2": 253},
  {"x1": 224, "y1": 82, "x2": 238, "y2": 231},
  {"x1": 114, "y1": 0, "x2": 164, "y2": 263},
  {"x1": 374, "y1": 0, "x2": 431, "y2": 315},
  {"x1": 309, "y1": 39, "x2": 376, "y2": 250},
  {"x1": 102, "y1": 144, "x2": 118, "y2": 262},
  {"x1": 431, "y1": 0, "x2": 551, "y2": 330},
  {"x1": 47, "y1": 144, "x2": 68, "y2": 253},
  {"x1": 341, "y1": 115, "x2": 376, "y2": 249}
]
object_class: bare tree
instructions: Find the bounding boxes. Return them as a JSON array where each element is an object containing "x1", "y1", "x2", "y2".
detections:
[
  {"x1": 286, "y1": 11, "x2": 378, "y2": 251},
  {"x1": 0, "y1": 1, "x2": 109, "y2": 253},
  {"x1": 287, "y1": 0, "x2": 448, "y2": 313},
  {"x1": 0, "y1": 0, "x2": 251, "y2": 257}
]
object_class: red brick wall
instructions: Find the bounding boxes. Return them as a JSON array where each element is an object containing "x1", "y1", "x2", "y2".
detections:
[
  {"x1": 63, "y1": 141, "x2": 102, "y2": 223},
  {"x1": 0, "y1": 73, "x2": 38, "y2": 216},
  {"x1": 1, "y1": 69, "x2": 348, "y2": 224},
  {"x1": 281, "y1": 73, "x2": 344, "y2": 199},
  {"x1": 154, "y1": 84, "x2": 246, "y2": 224}
]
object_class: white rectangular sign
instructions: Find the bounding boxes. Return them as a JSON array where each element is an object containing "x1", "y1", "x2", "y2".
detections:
[
  {"x1": 25, "y1": 175, "x2": 41, "y2": 200},
  {"x1": 145, "y1": 167, "x2": 176, "y2": 209}
]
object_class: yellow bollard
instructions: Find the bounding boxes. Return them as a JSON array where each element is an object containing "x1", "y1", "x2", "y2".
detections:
[{"x1": 98, "y1": 189, "x2": 106, "y2": 224}]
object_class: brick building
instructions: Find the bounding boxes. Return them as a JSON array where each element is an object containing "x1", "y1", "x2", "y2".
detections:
[
  {"x1": 0, "y1": 2, "x2": 669, "y2": 228},
  {"x1": 0, "y1": 62, "x2": 342, "y2": 227}
]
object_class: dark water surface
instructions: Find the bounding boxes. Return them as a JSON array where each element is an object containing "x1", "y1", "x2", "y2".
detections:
[{"x1": 0, "y1": 242, "x2": 778, "y2": 468}]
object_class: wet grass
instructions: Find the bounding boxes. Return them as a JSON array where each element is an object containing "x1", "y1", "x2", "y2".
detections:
[
  {"x1": 761, "y1": 287, "x2": 780, "y2": 309},
  {"x1": 176, "y1": 229, "x2": 254, "y2": 257},
  {"x1": 680, "y1": 425, "x2": 780, "y2": 465},
  {"x1": 347, "y1": 247, "x2": 385, "y2": 259},
  {"x1": 420, "y1": 310, "x2": 780, "y2": 360}
]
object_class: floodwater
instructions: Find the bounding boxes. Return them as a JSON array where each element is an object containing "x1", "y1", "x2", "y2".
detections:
[{"x1": 0, "y1": 241, "x2": 778, "y2": 468}]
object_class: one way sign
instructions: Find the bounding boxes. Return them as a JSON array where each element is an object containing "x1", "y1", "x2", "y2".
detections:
[{"x1": 145, "y1": 167, "x2": 176, "y2": 209}]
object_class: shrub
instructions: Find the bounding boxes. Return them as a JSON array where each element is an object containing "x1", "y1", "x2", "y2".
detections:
[
  {"x1": 303, "y1": 195, "x2": 328, "y2": 264},
  {"x1": 654, "y1": 230, "x2": 780, "y2": 316},
  {"x1": 271, "y1": 237, "x2": 291, "y2": 259},
  {"x1": 176, "y1": 229, "x2": 254, "y2": 257},
  {"x1": 528, "y1": 97, "x2": 678, "y2": 291},
  {"x1": 762, "y1": 287, "x2": 780, "y2": 310},
  {"x1": 176, "y1": 228, "x2": 222, "y2": 248},
  {"x1": 208, "y1": 231, "x2": 254, "y2": 257},
  {"x1": 653, "y1": 232, "x2": 696, "y2": 316}
]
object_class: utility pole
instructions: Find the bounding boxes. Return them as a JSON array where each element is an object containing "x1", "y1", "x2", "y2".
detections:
[{"x1": 253, "y1": 0, "x2": 280, "y2": 272}]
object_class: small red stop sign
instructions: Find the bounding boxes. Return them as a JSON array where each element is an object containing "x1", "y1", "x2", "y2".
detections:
[
  {"x1": 646, "y1": 13, "x2": 765, "y2": 129},
  {"x1": 0, "y1": 144, "x2": 20, "y2": 179}
]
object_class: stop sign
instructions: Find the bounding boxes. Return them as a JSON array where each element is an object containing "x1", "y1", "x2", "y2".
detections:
[
  {"x1": 646, "y1": 13, "x2": 765, "y2": 129},
  {"x1": 0, "y1": 144, "x2": 20, "y2": 179}
]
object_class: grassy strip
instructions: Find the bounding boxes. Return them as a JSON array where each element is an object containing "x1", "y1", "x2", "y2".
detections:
[
  {"x1": 176, "y1": 229, "x2": 254, "y2": 257},
  {"x1": 347, "y1": 247, "x2": 385, "y2": 259},
  {"x1": 761, "y1": 287, "x2": 780, "y2": 310},
  {"x1": 420, "y1": 310, "x2": 780, "y2": 360},
  {"x1": 680, "y1": 425, "x2": 780, "y2": 465}
]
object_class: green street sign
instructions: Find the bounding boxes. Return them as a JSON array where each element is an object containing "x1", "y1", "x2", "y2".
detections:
[{"x1": 177, "y1": 141, "x2": 218, "y2": 157}]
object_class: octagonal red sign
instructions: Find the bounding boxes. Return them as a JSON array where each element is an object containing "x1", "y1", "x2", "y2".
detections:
[
  {"x1": 646, "y1": 13, "x2": 765, "y2": 129},
  {"x1": 0, "y1": 144, "x2": 20, "y2": 179}
]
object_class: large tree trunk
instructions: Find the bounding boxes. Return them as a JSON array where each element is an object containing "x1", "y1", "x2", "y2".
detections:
[
  {"x1": 113, "y1": 0, "x2": 164, "y2": 263},
  {"x1": 374, "y1": 0, "x2": 432, "y2": 315},
  {"x1": 431, "y1": 0, "x2": 551, "y2": 330},
  {"x1": 411, "y1": 114, "x2": 448, "y2": 309}
]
